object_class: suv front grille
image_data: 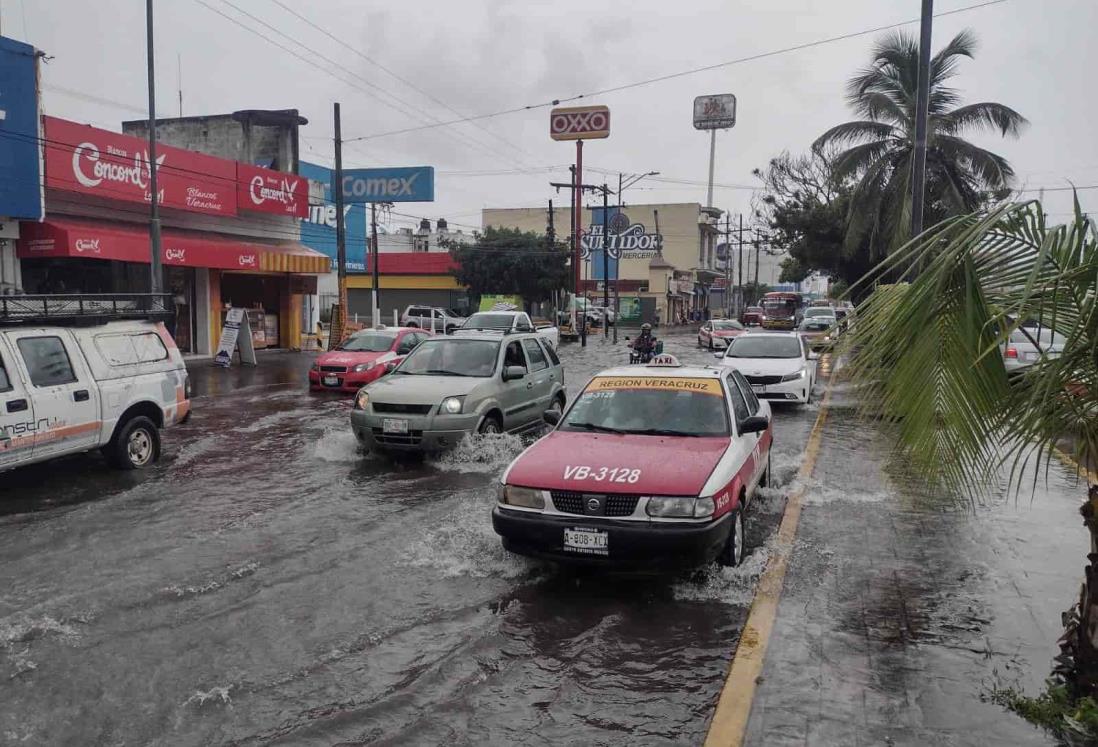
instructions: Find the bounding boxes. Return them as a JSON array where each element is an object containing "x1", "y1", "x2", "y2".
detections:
[
  {"x1": 372, "y1": 428, "x2": 424, "y2": 446},
  {"x1": 744, "y1": 374, "x2": 782, "y2": 385},
  {"x1": 550, "y1": 491, "x2": 640, "y2": 517},
  {"x1": 372, "y1": 402, "x2": 434, "y2": 415}
]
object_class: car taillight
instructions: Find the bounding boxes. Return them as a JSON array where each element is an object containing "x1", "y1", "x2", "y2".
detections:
[{"x1": 1005, "y1": 347, "x2": 1018, "y2": 359}]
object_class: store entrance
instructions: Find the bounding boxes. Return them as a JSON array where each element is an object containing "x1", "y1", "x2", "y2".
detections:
[{"x1": 220, "y1": 272, "x2": 283, "y2": 350}]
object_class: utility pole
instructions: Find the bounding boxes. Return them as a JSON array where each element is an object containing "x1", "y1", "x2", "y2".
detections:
[
  {"x1": 370, "y1": 202, "x2": 381, "y2": 326},
  {"x1": 145, "y1": 0, "x2": 163, "y2": 294},
  {"x1": 723, "y1": 212, "x2": 732, "y2": 317},
  {"x1": 576, "y1": 140, "x2": 585, "y2": 347},
  {"x1": 753, "y1": 229, "x2": 761, "y2": 305},
  {"x1": 333, "y1": 103, "x2": 347, "y2": 332},
  {"x1": 737, "y1": 214, "x2": 744, "y2": 318},
  {"x1": 601, "y1": 184, "x2": 610, "y2": 339},
  {"x1": 653, "y1": 208, "x2": 663, "y2": 325},
  {"x1": 910, "y1": 0, "x2": 934, "y2": 239},
  {"x1": 547, "y1": 199, "x2": 556, "y2": 245}
]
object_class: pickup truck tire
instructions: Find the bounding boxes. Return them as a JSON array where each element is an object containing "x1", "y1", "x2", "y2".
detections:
[{"x1": 105, "y1": 416, "x2": 161, "y2": 470}]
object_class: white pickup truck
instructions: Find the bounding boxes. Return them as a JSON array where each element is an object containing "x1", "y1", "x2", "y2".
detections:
[
  {"x1": 0, "y1": 295, "x2": 191, "y2": 473},
  {"x1": 456, "y1": 311, "x2": 560, "y2": 349}
]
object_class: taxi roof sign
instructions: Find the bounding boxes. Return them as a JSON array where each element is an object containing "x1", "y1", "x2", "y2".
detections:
[{"x1": 648, "y1": 354, "x2": 681, "y2": 367}]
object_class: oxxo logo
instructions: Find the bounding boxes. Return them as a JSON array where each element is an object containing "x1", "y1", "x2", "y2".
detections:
[
  {"x1": 238, "y1": 254, "x2": 257, "y2": 267},
  {"x1": 74, "y1": 238, "x2": 101, "y2": 254},
  {"x1": 164, "y1": 248, "x2": 186, "y2": 262},
  {"x1": 549, "y1": 105, "x2": 611, "y2": 141}
]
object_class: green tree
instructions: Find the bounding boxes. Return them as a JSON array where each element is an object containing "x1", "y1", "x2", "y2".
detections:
[
  {"x1": 842, "y1": 199, "x2": 1098, "y2": 732},
  {"x1": 754, "y1": 151, "x2": 875, "y2": 297},
  {"x1": 814, "y1": 30, "x2": 1026, "y2": 257},
  {"x1": 446, "y1": 226, "x2": 570, "y2": 308}
]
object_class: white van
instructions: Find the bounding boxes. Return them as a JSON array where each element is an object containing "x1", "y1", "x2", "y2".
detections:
[{"x1": 0, "y1": 295, "x2": 191, "y2": 473}]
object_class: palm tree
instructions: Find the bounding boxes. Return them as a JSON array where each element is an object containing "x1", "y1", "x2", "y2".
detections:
[
  {"x1": 842, "y1": 198, "x2": 1098, "y2": 735},
  {"x1": 814, "y1": 30, "x2": 1027, "y2": 257}
]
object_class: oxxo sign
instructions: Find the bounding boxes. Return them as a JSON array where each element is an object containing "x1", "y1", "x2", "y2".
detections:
[
  {"x1": 549, "y1": 105, "x2": 610, "y2": 141},
  {"x1": 339, "y1": 166, "x2": 435, "y2": 203}
]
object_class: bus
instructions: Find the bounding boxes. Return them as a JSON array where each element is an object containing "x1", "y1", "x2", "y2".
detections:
[{"x1": 760, "y1": 291, "x2": 804, "y2": 330}]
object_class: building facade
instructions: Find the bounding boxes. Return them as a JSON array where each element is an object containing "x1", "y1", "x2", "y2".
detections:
[{"x1": 16, "y1": 115, "x2": 328, "y2": 355}]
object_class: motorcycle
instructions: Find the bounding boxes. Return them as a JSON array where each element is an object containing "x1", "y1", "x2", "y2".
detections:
[{"x1": 625, "y1": 336, "x2": 664, "y2": 364}]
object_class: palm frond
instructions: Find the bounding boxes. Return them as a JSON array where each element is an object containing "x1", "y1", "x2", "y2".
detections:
[
  {"x1": 934, "y1": 134, "x2": 1016, "y2": 189},
  {"x1": 937, "y1": 102, "x2": 1028, "y2": 138},
  {"x1": 831, "y1": 139, "x2": 895, "y2": 181},
  {"x1": 813, "y1": 121, "x2": 896, "y2": 153},
  {"x1": 930, "y1": 29, "x2": 978, "y2": 86}
]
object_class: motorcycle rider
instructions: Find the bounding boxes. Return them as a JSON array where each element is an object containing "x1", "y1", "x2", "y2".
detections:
[{"x1": 631, "y1": 323, "x2": 657, "y2": 361}]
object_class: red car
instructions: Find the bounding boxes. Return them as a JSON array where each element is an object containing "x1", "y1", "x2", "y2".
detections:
[
  {"x1": 698, "y1": 318, "x2": 747, "y2": 350},
  {"x1": 741, "y1": 306, "x2": 764, "y2": 327},
  {"x1": 309, "y1": 327, "x2": 429, "y2": 393}
]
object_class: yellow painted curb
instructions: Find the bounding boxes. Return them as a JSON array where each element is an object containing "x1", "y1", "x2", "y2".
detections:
[
  {"x1": 1054, "y1": 447, "x2": 1098, "y2": 485},
  {"x1": 703, "y1": 375, "x2": 835, "y2": 747}
]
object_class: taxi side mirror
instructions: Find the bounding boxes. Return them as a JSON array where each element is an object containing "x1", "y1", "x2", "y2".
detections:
[
  {"x1": 503, "y1": 365, "x2": 526, "y2": 381},
  {"x1": 543, "y1": 409, "x2": 562, "y2": 426},
  {"x1": 739, "y1": 415, "x2": 769, "y2": 435}
]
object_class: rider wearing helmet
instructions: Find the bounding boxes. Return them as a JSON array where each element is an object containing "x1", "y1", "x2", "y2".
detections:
[{"x1": 632, "y1": 323, "x2": 657, "y2": 356}]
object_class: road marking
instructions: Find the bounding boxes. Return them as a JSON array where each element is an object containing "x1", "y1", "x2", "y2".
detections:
[{"x1": 704, "y1": 373, "x2": 835, "y2": 747}]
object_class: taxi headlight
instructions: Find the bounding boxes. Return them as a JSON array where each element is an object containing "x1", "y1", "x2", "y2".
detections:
[
  {"x1": 694, "y1": 497, "x2": 716, "y2": 518},
  {"x1": 353, "y1": 390, "x2": 370, "y2": 410},
  {"x1": 440, "y1": 396, "x2": 464, "y2": 414},
  {"x1": 501, "y1": 485, "x2": 544, "y2": 509},
  {"x1": 646, "y1": 496, "x2": 696, "y2": 518},
  {"x1": 781, "y1": 368, "x2": 807, "y2": 382}
]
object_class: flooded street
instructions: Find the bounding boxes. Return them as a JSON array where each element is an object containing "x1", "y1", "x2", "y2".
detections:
[{"x1": 0, "y1": 330, "x2": 818, "y2": 745}]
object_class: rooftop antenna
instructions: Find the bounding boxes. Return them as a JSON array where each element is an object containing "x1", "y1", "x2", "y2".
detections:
[{"x1": 177, "y1": 52, "x2": 182, "y2": 117}]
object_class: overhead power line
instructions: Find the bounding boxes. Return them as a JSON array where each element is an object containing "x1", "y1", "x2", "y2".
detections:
[{"x1": 344, "y1": 0, "x2": 1009, "y2": 143}]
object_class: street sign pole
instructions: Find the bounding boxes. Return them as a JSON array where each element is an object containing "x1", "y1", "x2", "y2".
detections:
[
  {"x1": 333, "y1": 102, "x2": 347, "y2": 337},
  {"x1": 370, "y1": 201, "x2": 380, "y2": 328},
  {"x1": 706, "y1": 129, "x2": 716, "y2": 208},
  {"x1": 602, "y1": 185, "x2": 609, "y2": 340},
  {"x1": 576, "y1": 139, "x2": 585, "y2": 347}
]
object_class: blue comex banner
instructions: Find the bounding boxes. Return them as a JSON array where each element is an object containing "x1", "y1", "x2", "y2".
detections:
[
  {"x1": 339, "y1": 166, "x2": 434, "y2": 203},
  {"x1": 300, "y1": 161, "x2": 368, "y2": 272},
  {"x1": 0, "y1": 36, "x2": 42, "y2": 220}
]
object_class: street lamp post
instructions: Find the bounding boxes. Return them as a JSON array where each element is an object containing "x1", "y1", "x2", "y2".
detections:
[{"x1": 145, "y1": 0, "x2": 163, "y2": 294}]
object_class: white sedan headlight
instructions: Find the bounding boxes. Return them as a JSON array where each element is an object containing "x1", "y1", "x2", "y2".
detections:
[
  {"x1": 499, "y1": 485, "x2": 545, "y2": 509},
  {"x1": 353, "y1": 390, "x2": 369, "y2": 410},
  {"x1": 440, "y1": 396, "x2": 464, "y2": 414},
  {"x1": 780, "y1": 368, "x2": 807, "y2": 382}
]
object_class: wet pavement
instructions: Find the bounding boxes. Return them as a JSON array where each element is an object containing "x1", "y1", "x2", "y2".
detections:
[
  {"x1": 743, "y1": 379, "x2": 1078, "y2": 746},
  {"x1": 0, "y1": 330, "x2": 819, "y2": 746}
]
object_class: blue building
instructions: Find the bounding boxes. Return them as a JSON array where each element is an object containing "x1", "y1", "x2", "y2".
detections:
[{"x1": 0, "y1": 35, "x2": 43, "y2": 293}]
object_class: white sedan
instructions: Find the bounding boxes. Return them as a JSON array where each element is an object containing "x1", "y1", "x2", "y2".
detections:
[{"x1": 716, "y1": 332, "x2": 818, "y2": 405}]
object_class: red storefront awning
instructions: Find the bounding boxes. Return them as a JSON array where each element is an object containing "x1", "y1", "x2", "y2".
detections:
[{"x1": 18, "y1": 218, "x2": 329, "y2": 274}]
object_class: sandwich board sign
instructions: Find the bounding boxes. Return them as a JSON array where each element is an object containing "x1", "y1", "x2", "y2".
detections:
[{"x1": 213, "y1": 307, "x2": 258, "y2": 367}]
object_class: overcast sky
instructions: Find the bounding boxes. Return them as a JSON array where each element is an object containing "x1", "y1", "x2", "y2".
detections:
[{"x1": 6, "y1": 0, "x2": 1096, "y2": 234}]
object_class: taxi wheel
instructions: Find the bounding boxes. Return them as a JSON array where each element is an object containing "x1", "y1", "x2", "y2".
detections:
[
  {"x1": 759, "y1": 452, "x2": 771, "y2": 488},
  {"x1": 717, "y1": 508, "x2": 746, "y2": 567}
]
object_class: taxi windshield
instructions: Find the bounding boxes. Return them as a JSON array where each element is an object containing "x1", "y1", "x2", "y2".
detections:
[
  {"x1": 712, "y1": 320, "x2": 744, "y2": 331},
  {"x1": 560, "y1": 377, "x2": 729, "y2": 437},
  {"x1": 337, "y1": 332, "x2": 396, "y2": 352},
  {"x1": 395, "y1": 339, "x2": 500, "y2": 377}
]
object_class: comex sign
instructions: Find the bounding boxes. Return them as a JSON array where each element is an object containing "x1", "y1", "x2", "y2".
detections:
[{"x1": 339, "y1": 166, "x2": 435, "y2": 203}]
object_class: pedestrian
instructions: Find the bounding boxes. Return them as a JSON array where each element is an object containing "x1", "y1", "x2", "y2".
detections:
[{"x1": 655, "y1": 307, "x2": 661, "y2": 327}]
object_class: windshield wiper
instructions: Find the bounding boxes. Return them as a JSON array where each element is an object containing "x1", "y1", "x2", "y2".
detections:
[
  {"x1": 623, "y1": 428, "x2": 705, "y2": 437},
  {"x1": 566, "y1": 422, "x2": 628, "y2": 434},
  {"x1": 423, "y1": 369, "x2": 475, "y2": 377}
]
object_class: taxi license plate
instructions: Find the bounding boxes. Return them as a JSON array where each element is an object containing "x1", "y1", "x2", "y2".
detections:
[
  {"x1": 323, "y1": 375, "x2": 339, "y2": 386},
  {"x1": 383, "y1": 418, "x2": 409, "y2": 434},
  {"x1": 564, "y1": 527, "x2": 608, "y2": 555}
]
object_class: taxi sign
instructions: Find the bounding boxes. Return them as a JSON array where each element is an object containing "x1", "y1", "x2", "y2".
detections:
[{"x1": 648, "y1": 354, "x2": 681, "y2": 367}]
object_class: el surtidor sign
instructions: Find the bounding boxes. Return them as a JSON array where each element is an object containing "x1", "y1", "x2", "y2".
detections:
[{"x1": 580, "y1": 214, "x2": 662, "y2": 260}]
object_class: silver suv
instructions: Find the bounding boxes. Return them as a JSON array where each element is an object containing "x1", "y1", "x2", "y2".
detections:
[
  {"x1": 350, "y1": 332, "x2": 565, "y2": 452},
  {"x1": 400, "y1": 305, "x2": 467, "y2": 334}
]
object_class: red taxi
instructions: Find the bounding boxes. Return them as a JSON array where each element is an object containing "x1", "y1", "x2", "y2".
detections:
[
  {"x1": 492, "y1": 355, "x2": 773, "y2": 568},
  {"x1": 309, "y1": 326, "x2": 430, "y2": 393},
  {"x1": 698, "y1": 318, "x2": 747, "y2": 350}
]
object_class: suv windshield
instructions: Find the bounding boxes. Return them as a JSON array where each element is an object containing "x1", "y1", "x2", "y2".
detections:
[
  {"x1": 725, "y1": 336, "x2": 802, "y2": 359},
  {"x1": 463, "y1": 313, "x2": 515, "y2": 330},
  {"x1": 803, "y1": 308, "x2": 835, "y2": 319},
  {"x1": 395, "y1": 339, "x2": 500, "y2": 377},
  {"x1": 560, "y1": 377, "x2": 729, "y2": 437},
  {"x1": 338, "y1": 332, "x2": 396, "y2": 352}
]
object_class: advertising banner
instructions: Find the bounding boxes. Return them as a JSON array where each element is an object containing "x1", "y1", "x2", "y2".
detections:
[
  {"x1": 43, "y1": 116, "x2": 237, "y2": 216},
  {"x1": 237, "y1": 163, "x2": 307, "y2": 218},
  {"x1": 0, "y1": 36, "x2": 42, "y2": 220},
  {"x1": 299, "y1": 161, "x2": 368, "y2": 272},
  {"x1": 339, "y1": 166, "x2": 435, "y2": 203},
  {"x1": 213, "y1": 308, "x2": 257, "y2": 367}
]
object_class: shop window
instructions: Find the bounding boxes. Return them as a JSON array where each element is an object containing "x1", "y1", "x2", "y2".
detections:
[{"x1": 17, "y1": 337, "x2": 78, "y2": 388}]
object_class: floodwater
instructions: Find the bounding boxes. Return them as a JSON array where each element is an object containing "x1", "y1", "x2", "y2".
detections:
[{"x1": 0, "y1": 329, "x2": 822, "y2": 745}]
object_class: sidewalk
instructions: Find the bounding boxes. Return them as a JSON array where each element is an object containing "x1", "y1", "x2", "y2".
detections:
[
  {"x1": 185, "y1": 349, "x2": 316, "y2": 399},
  {"x1": 741, "y1": 388, "x2": 1082, "y2": 746}
]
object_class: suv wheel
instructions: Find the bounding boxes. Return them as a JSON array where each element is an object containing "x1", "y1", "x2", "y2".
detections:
[
  {"x1": 478, "y1": 414, "x2": 502, "y2": 435},
  {"x1": 106, "y1": 416, "x2": 161, "y2": 470}
]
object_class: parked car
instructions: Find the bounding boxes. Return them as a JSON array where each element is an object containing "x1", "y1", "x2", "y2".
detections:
[
  {"x1": 350, "y1": 332, "x2": 565, "y2": 452},
  {"x1": 400, "y1": 305, "x2": 467, "y2": 334},
  {"x1": 0, "y1": 295, "x2": 191, "y2": 473},
  {"x1": 698, "y1": 318, "x2": 747, "y2": 350},
  {"x1": 492, "y1": 354, "x2": 772, "y2": 568},
  {"x1": 309, "y1": 327, "x2": 429, "y2": 393},
  {"x1": 717, "y1": 332, "x2": 818, "y2": 405},
  {"x1": 742, "y1": 306, "x2": 764, "y2": 327},
  {"x1": 588, "y1": 305, "x2": 616, "y2": 326},
  {"x1": 1003, "y1": 325, "x2": 1064, "y2": 374},
  {"x1": 456, "y1": 311, "x2": 560, "y2": 349}
]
